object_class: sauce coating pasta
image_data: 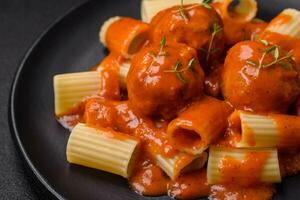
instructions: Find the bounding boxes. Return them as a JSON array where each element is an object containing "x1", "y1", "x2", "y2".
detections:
[{"x1": 53, "y1": 1, "x2": 300, "y2": 199}]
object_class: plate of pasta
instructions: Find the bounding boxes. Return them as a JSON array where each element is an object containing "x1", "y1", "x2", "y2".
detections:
[{"x1": 10, "y1": 0, "x2": 300, "y2": 199}]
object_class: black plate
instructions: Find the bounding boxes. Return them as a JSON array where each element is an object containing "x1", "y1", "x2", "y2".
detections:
[{"x1": 9, "y1": 0, "x2": 300, "y2": 199}]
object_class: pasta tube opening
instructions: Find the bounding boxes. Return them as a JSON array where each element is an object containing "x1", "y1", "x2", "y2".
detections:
[
  {"x1": 235, "y1": 111, "x2": 300, "y2": 148},
  {"x1": 167, "y1": 96, "x2": 233, "y2": 155},
  {"x1": 99, "y1": 17, "x2": 150, "y2": 58},
  {"x1": 216, "y1": 0, "x2": 257, "y2": 22},
  {"x1": 155, "y1": 152, "x2": 207, "y2": 180}
]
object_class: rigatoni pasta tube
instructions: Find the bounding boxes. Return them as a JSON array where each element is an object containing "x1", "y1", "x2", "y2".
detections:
[
  {"x1": 207, "y1": 147, "x2": 281, "y2": 185},
  {"x1": 66, "y1": 123, "x2": 140, "y2": 178},
  {"x1": 99, "y1": 17, "x2": 150, "y2": 58},
  {"x1": 263, "y1": 9, "x2": 300, "y2": 39},
  {"x1": 54, "y1": 62, "x2": 130, "y2": 116},
  {"x1": 155, "y1": 152, "x2": 207, "y2": 180},
  {"x1": 167, "y1": 96, "x2": 233, "y2": 155},
  {"x1": 235, "y1": 111, "x2": 300, "y2": 148},
  {"x1": 141, "y1": 0, "x2": 203, "y2": 23},
  {"x1": 214, "y1": 0, "x2": 257, "y2": 22},
  {"x1": 54, "y1": 71, "x2": 101, "y2": 116}
]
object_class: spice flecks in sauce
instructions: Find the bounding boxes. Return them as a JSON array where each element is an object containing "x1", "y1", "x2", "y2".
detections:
[{"x1": 218, "y1": 152, "x2": 270, "y2": 185}]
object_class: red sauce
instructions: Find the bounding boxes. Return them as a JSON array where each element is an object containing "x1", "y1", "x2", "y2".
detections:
[
  {"x1": 57, "y1": 3, "x2": 300, "y2": 199},
  {"x1": 167, "y1": 169, "x2": 210, "y2": 199},
  {"x1": 167, "y1": 96, "x2": 233, "y2": 154},
  {"x1": 260, "y1": 31, "x2": 300, "y2": 65},
  {"x1": 213, "y1": 2, "x2": 268, "y2": 45},
  {"x1": 205, "y1": 64, "x2": 223, "y2": 98},
  {"x1": 98, "y1": 53, "x2": 124, "y2": 100},
  {"x1": 218, "y1": 152, "x2": 270, "y2": 185},
  {"x1": 270, "y1": 114, "x2": 300, "y2": 147},
  {"x1": 222, "y1": 40, "x2": 300, "y2": 113},
  {"x1": 127, "y1": 41, "x2": 204, "y2": 119},
  {"x1": 130, "y1": 156, "x2": 169, "y2": 196},
  {"x1": 105, "y1": 17, "x2": 150, "y2": 57},
  {"x1": 150, "y1": 4, "x2": 225, "y2": 68}
]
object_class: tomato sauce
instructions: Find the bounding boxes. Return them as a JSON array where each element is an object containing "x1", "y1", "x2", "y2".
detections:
[
  {"x1": 218, "y1": 152, "x2": 270, "y2": 185},
  {"x1": 57, "y1": 2, "x2": 300, "y2": 199},
  {"x1": 260, "y1": 31, "x2": 300, "y2": 65}
]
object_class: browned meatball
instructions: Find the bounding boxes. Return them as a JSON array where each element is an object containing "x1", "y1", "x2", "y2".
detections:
[
  {"x1": 126, "y1": 41, "x2": 204, "y2": 119},
  {"x1": 151, "y1": 4, "x2": 225, "y2": 69},
  {"x1": 221, "y1": 40, "x2": 300, "y2": 113}
]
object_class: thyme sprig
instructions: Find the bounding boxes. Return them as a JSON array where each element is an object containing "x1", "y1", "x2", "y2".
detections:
[
  {"x1": 179, "y1": 0, "x2": 189, "y2": 22},
  {"x1": 203, "y1": 23, "x2": 223, "y2": 61},
  {"x1": 164, "y1": 58, "x2": 196, "y2": 83},
  {"x1": 202, "y1": 0, "x2": 213, "y2": 9},
  {"x1": 246, "y1": 40, "x2": 293, "y2": 69},
  {"x1": 159, "y1": 36, "x2": 167, "y2": 54}
]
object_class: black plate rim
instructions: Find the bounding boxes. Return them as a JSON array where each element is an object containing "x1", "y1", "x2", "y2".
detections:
[{"x1": 8, "y1": 1, "x2": 91, "y2": 199}]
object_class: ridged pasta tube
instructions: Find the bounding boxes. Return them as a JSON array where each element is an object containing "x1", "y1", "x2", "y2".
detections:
[
  {"x1": 235, "y1": 111, "x2": 300, "y2": 148},
  {"x1": 54, "y1": 63, "x2": 130, "y2": 116},
  {"x1": 155, "y1": 152, "x2": 207, "y2": 180},
  {"x1": 167, "y1": 96, "x2": 233, "y2": 155},
  {"x1": 66, "y1": 123, "x2": 140, "y2": 178},
  {"x1": 54, "y1": 71, "x2": 101, "y2": 116},
  {"x1": 141, "y1": 0, "x2": 203, "y2": 23},
  {"x1": 99, "y1": 17, "x2": 150, "y2": 58},
  {"x1": 265, "y1": 8, "x2": 300, "y2": 39},
  {"x1": 207, "y1": 147, "x2": 281, "y2": 185},
  {"x1": 213, "y1": 0, "x2": 257, "y2": 22}
]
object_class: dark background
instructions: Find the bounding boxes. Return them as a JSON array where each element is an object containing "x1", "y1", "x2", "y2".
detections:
[{"x1": 0, "y1": 0, "x2": 86, "y2": 199}]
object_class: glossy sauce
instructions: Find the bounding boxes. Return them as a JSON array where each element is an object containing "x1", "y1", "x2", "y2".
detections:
[
  {"x1": 222, "y1": 40, "x2": 300, "y2": 113},
  {"x1": 213, "y1": 2, "x2": 268, "y2": 45},
  {"x1": 270, "y1": 114, "x2": 300, "y2": 146},
  {"x1": 151, "y1": 4, "x2": 225, "y2": 68},
  {"x1": 218, "y1": 152, "x2": 270, "y2": 185},
  {"x1": 98, "y1": 53, "x2": 124, "y2": 100},
  {"x1": 261, "y1": 31, "x2": 300, "y2": 65},
  {"x1": 57, "y1": 2, "x2": 300, "y2": 199},
  {"x1": 127, "y1": 41, "x2": 204, "y2": 118}
]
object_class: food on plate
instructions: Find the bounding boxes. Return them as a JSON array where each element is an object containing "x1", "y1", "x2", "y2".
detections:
[{"x1": 53, "y1": 0, "x2": 300, "y2": 199}]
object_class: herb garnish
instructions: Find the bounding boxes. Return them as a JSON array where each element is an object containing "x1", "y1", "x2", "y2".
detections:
[
  {"x1": 164, "y1": 58, "x2": 196, "y2": 83},
  {"x1": 179, "y1": 0, "x2": 189, "y2": 22},
  {"x1": 200, "y1": 23, "x2": 222, "y2": 61},
  {"x1": 202, "y1": 0, "x2": 213, "y2": 9},
  {"x1": 246, "y1": 40, "x2": 294, "y2": 69},
  {"x1": 159, "y1": 36, "x2": 167, "y2": 54}
]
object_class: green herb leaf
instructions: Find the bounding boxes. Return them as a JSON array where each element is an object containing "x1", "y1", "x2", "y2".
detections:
[
  {"x1": 179, "y1": 0, "x2": 189, "y2": 22},
  {"x1": 202, "y1": 0, "x2": 212, "y2": 9},
  {"x1": 205, "y1": 23, "x2": 223, "y2": 61},
  {"x1": 274, "y1": 47, "x2": 279, "y2": 60},
  {"x1": 149, "y1": 50, "x2": 156, "y2": 56},
  {"x1": 160, "y1": 36, "x2": 167, "y2": 52},
  {"x1": 174, "y1": 61, "x2": 187, "y2": 83},
  {"x1": 259, "y1": 39, "x2": 269, "y2": 46},
  {"x1": 187, "y1": 58, "x2": 196, "y2": 72},
  {"x1": 246, "y1": 59, "x2": 258, "y2": 66}
]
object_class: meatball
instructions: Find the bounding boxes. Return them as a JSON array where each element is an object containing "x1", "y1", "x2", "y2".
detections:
[
  {"x1": 127, "y1": 41, "x2": 204, "y2": 119},
  {"x1": 150, "y1": 4, "x2": 225, "y2": 68},
  {"x1": 221, "y1": 40, "x2": 300, "y2": 113}
]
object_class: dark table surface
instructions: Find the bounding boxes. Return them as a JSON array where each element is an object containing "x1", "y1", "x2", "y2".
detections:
[{"x1": 0, "y1": 0, "x2": 87, "y2": 199}]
